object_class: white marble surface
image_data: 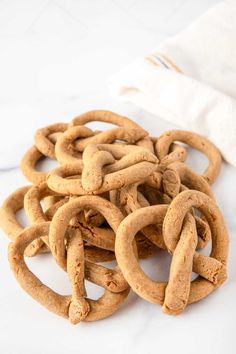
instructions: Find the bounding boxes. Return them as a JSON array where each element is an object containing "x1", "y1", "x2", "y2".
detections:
[{"x1": 0, "y1": 1, "x2": 235, "y2": 354}]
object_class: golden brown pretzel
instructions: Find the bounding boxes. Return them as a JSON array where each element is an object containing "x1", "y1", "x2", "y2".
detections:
[
  {"x1": 55, "y1": 125, "x2": 93, "y2": 165},
  {"x1": 73, "y1": 126, "x2": 147, "y2": 152},
  {"x1": 155, "y1": 130, "x2": 222, "y2": 184},
  {"x1": 47, "y1": 147, "x2": 158, "y2": 195},
  {"x1": 49, "y1": 195, "x2": 125, "y2": 270},
  {"x1": 8, "y1": 222, "x2": 129, "y2": 323},
  {"x1": 35, "y1": 123, "x2": 68, "y2": 159},
  {"x1": 70, "y1": 109, "x2": 147, "y2": 135},
  {"x1": 162, "y1": 190, "x2": 228, "y2": 314},
  {"x1": 113, "y1": 180, "x2": 211, "y2": 250},
  {"x1": 115, "y1": 194, "x2": 228, "y2": 312},
  {"x1": 0, "y1": 186, "x2": 48, "y2": 256},
  {"x1": 20, "y1": 146, "x2": 48, "y2": 184},
  {"x1": 82, "y1": 144, "x2": 158, "y2": 192}
]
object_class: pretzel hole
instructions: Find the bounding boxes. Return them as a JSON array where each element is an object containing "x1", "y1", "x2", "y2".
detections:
[
  {"x1": 84, "y1": 121, "x2": 118, "y2": 131},
  {"x1": 185, "y1": 147, "x2": 208, "y2": 175},
  {"x1": 16, "y1": 208, "x2": 29, "y2": 229},
  {"x1": 25, "y1": 254, "x2": 71, "y2": 294},
  {"x1": 84, "y1": 280, "x2": 104, "y2": 300},
  {"x1": 36, "y1": 156, "x2": 58, "y2": 173},
  {"x1": 139, "y1": 248, "x2": 172, "y2": 282}
]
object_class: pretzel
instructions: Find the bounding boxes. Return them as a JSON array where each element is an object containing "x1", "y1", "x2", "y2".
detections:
[
  {"x1": 115, "y1": 197, "x2": 228, "y2": 309},
  {"x1": 70, "y1": 110, "x2": 147, "y2": 135},
  {"x1": 162, "y1": 190, "x2": 228, "y2": 313},
  {"x1": 35, "y1": 123, "x2": 68, "y2": 159},
  {"x1": 21, "y1": 146, "x2": 50, "y2": 184},
  {"x1": 24, "y1": 182, "x2": 63, "y2": 251},
  {"x1": 70, "y1": 217, "x2": 115, "y2": 251},
  {"x1": 49, "y1": 195, "x2": 125, "y2": 270},
  {"x1": 8, "y1": 222, "x2": 129, "y2": 323},
  {"x1": 43, "y1": 190, "x2": 115, "y2": 251},
  {"x1": 47, "y1": 148, "x2": 158, "y2": 195},
  {"x1": 24, "y1": 182, "x2": 59, "y2": 223},
  {"x1": 162, "y1": 161, "x2": 214, "y2": 199},
  {"x1": 155, "y1": 130, "x2": 222, "y2": 184},
  {"x1": 114, "y1": 180, "x2": 210, "y2": 250},
  {"x1": 0, "y1": 110, "x2": 229, "y2": 322},
  {"x1": 82, "y1": 144, "x2": 158, "y2": 192},
  {"x1": 72, "y1": 126, "x2": 147, "y2": 152},
  {"x1": 55, "y1": 125, "x2": 93, "y2": 165},
  {"x1": 0, "y1": 186, "x2": 48, "y2": 256}
]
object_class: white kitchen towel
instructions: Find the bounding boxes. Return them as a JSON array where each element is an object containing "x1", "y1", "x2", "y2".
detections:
[{"x1": 109, "y1": 0, "x2": 236, "y2": 166}]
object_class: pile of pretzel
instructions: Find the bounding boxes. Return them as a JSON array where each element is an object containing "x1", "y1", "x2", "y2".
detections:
[{"x1": 0, "y1": 110, "x2": 228, "y2": 323}]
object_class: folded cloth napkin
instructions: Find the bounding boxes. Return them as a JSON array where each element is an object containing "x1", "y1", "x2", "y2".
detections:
[{"x1": 109, "y1": 0, "x2": 236, "y2": 166}]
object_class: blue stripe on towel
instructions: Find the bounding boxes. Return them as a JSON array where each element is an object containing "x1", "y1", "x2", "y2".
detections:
[{"x1": 153, "y1": 55, "x2": 170, "y2": 69}]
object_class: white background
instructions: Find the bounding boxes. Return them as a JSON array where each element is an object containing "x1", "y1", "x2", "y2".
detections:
[{"x1": 0, "y1": 1, "x2": 235, "y2": 354}]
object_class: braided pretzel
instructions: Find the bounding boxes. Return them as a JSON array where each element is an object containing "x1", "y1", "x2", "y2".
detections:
[
  {"x1": 35, "y1": 123, "x2": 68, "y2": 159},
  {"x1": 0, "y1": 186, "x2": 48, "y2": 256},
  {"x1": 155, "y1": 130, "x2": 222, "y2": 184},
  {"x1": 8, "y1": 222, "x2": 129, "y2": 323},
  {"x1": 115, "y1": 196, "x2": 228, "y2": 309},
  {"x1": 49, "y1": 195, "x2": 125, "y2": 270},
  {"x1": 162, "y1": 190, "x2": 228, "y2": 313},
  {"x1": 82, "y1": 144, "x2": 158, "y2": 192},
  {"x1": 47, "y1": 146, "x2": 158, "y2": 195},
  {"x1": 113, "y1": 180, "x2": 211, "y2": 250},
  {"x1": 25, "y1": 182, "x2": 116, "y2": 251}
]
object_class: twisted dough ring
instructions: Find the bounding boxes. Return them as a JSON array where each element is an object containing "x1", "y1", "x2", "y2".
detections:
[
  {"x1": 24, "y1": 182, "x2": 59, "y2": 223},
  {"x1": 47, "y1": 147, "x2": 158, "y2": 195},
  {"x1": 20, "y1": 146, "x2": 48, "y2": 184},
  {"x1": 25, "y1": 182, "x2": 115, "y2": 251},
  {"x1": 112, "y1": 179, "x2": 211, "y2": 250},
  {"x1": 55, "y1": 125, "x2": 93, "y2": 165},
  {"x1": 45, "y1": 198, "x2": 158, "y2": 261},
  {"x1": 8, "y1": 222, "x2": 129, "y2": 324},
  {"x1": 115, "y1": 193, "x2": 228, "y2": 310},
  {"x1": 49, "y1": 195, "x2": 125, "y2": 270},
  {"x1": 155, "y1": 130, "x2": 222, "y2": 184},
  {"x1": 81, "y1": 144, "x2": 158, "y2": 192},
  {"x1": 162, "y1": 190, "x2": 228, "y2": 313},
  {"x1": 0, "y1": 186, "x2": 48, "y2": 256},
  {"x1": 70, "y1": 109, "x2": 147, "y2": 135},
  {"x1": 35, "y1": 123, "x2": 68, "y2": 159}
]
